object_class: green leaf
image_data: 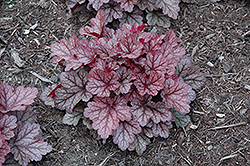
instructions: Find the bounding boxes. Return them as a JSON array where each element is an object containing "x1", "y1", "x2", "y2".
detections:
[
  {"x1": 172, "y1": 108, "x2": 191, "y2": 128},
  {"x1": 62, "y1": 109, "x2": 83, "y2": 126}
]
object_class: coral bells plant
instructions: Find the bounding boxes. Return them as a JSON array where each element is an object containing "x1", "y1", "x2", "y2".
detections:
[
  {"x1": 0, "y1": 83, "x2": 52, "y2": 166},
  {"x1": 41, "y1": 10, "x2": 205, "y2": 154},
  {"x1": 66, "y1": 0, "x2": 182, "y2": 28}
]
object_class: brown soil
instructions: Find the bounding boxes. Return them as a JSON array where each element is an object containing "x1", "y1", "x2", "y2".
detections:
[{"x1": 1, "y1": 0, "x2": 250, "y2": 165}]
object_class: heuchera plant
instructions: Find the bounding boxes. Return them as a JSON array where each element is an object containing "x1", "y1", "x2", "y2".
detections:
[
  {"x1": 66, "y1": 0, "x2": 182, "y2": 28},
  {"x1": 41, "y1": 10, "x2": 205, "y2": 155},
  {"x1": 0, "y1": 83, "x2": 52, "y2": 166}
]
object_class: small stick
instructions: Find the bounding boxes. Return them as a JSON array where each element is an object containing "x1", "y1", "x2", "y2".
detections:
[
  {"x1": 208, "y1": 122, "x2": 246, "y2": 130},
  {"x1": 98, "y1": 151, "x2": 117, "y2": 166}
]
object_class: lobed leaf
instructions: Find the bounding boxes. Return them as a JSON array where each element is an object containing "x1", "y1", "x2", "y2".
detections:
[
  {"x1": 11, "y1": 123, "x2": 52, "y2": 166},
  {"x1": 161, "y1": 78, "x2": 190, "y2": 113},
  {"x1": 54, "y1": 68, "x2": 92, "y2": 113},
  {"x1": 147, "y1": 121, "x2": 172, "y2": 138},
  {"x1": 175, "y1": 57, "x2": 205, "y2": 90},
  {"x1": 128, "y1": 132, "x2": 151, "y2": 155},
  {"x1": 115, "y1": 67, "x2": 133, "y2": 94},
  {"x1": 155, "y1": 0, "x2": 180, "y2": 19},
  {"x1": 101, "y1": 1, "x2": 124, "y2": 24},
  {"x1": 54, "y1": 69, "x2": 92, "y2": 113},
  {"x1": 124, "y1": 84, "x2": 143, "y2": 101},
  {"x1": 131, "y1": 95, "x2": 172, "y2": 126},
  {"x1": 88, "y1": 0, "x2": 110, "y2": 11},
  {"x1": 112, "y1": 119, "x2": 141, "y2": 150},
  {"x1": 51, "y1": 34, "x2": 79, "y2": 64},
  {"x1": 115, "y1": 0, "x2": 137, "y2": 12},
  {"x1": 146, "y1": 10, "x2": 171, "y2": 28},
  {"x1": 171, "y1": 108, "x2": 191, "y2": 128},
  {"x1": 0, "y1": 139, "x2": 10, "y2": 166},
  {"x1": 14, "y1": 106, "x2": 37, "y2": 124},
  {"x1": 0, "y1": 115, "x2": 17, "y2": 140},
  {"x1": 0, "y1": 84, "x2": 38, "y2": 114},
  {"x1": 62, "y1": 112, "x2": 83, "y2": 126},
  {"x1": 65, "y1": 39, "x2": 97, "y2": 71},
  {"x1": 79, "y1": 9, "x2": 106, "y2": 37},
  {"x1": 86, "y1": 68, "x2": 120, "y2": 97},
  {"x1": 84, "y1": 96, "x2": 131, "y2": 139},
  {"x1": 164, "y1": 29, "x2": 185, "y2": 61},
  {"x1": 134, "y1": 72, "x2": 164, "y2": 96},
  {"x1": 137, "y1": 0, "x2": 157, "y2": 11},
  {"x1": 119, "y1": 7, "x2": 143, "y2": 26}
]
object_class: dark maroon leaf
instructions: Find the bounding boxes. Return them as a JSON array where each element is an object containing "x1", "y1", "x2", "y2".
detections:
[
  {"x1": 0, "y1": 84, "x2": 38, "y2": 113},
  {"x1": 10, "y1": 123, "x2": 52, "y2": 166},
  {"x1": 84, "y1": 96, "x2": 131, "y2": 139},
  {"x1": 124, "y1": 85, "x2": 143, "y2": 101},
  {"x1": 161, "y1": 78, "x2": 190, "y2": 113},
  {"x1": 112, "y1": 119, "x2": 141, "y2": 150},
  {"x1": 55, "y1": 68, "x2": 92, "y2": 113}
]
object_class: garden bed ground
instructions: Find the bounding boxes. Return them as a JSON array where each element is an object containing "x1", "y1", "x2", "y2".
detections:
[{"x1": 1, "y1": 0, "x2": 250, "y2": 165}]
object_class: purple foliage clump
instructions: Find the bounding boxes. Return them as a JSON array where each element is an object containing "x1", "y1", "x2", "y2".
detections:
[
  {"x1": 0, "y1": 83, "x2": 52, "y2": 166},
  {"x1": 41, "y1": 10, "x2": 205, "y2": 155}
]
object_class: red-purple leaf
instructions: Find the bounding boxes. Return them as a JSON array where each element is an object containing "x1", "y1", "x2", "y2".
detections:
[
  {"x1": 143, "y1": 34, "x2": 166, "y2": 52},
  {"x1": 145, "y1": 49, "x2": 177, "y2": 76},
  {"x1": 86, "y1": 68, "x2": 120, "y2": 97},
  {"x1": 0, "y1": 84, "x2": 38, "y2": 113},
  {"x1": 65, "y1": 39, "x2": 97, "y2": 71},
  {"x1": 147, "y1": 121, "x2": 172, "y2": 138},
  {"x1": 0, "y1": 139, "x2": 10, "y2": 166},
  {"x1": 115, "y1": 67, "x2": 133, "y2": 94},
  {"x1": 134, "y1": 72, "x2": 164, "y2": 96},
  {"x1": 161, "y1": 78, "x2": 190, "y2": 113},
  {"x1": 51, "y1": 34, "x2": 79, "y2": 63},
  {"x1": 175, "y1": 57, "x2": 205, "y2": 90},
  {"x1": 101, "y1": 1, "x2": 124, "y2": 24},
  {"x1": 0, "y1": 115, "x2": 17, "y2": 140},
  {"x1": 124, "y1": 85, "x2": 143, "y2": 101},
  {"x1": 79, "y1": 9, "x2": 106, "y2": 37},
  {"x1": 55, "y1": 69, "x2": 92, "y2": 113},
  {"x1": 112, "y1": 119, "x2": 141, "y2": 150},
  {"x1": 84, "y1": 96, "x2": 131, "y2": 139},
  {"x1": 131, "y1": 95, "x2": 172, "y2": 126},
  {"x1": 155, "y1": 0, "x2": 180, "y2": 19},
  {"x1": 115, "y1": 0, "x2": 137, "y2": 12},
  {"x1": 11, "y1": 123, "x2": 52, "y2": 166},
  {"x1": 88, "y1": 0, "x2": 110, "y2": 11},
  {"x1": 117, "y1": 33, "x2": 144, "y2": 59},
  {"x1": 128, "y1": 132, "x2": 150, "y2": 155},
  {"x1": 137, "y1": 0, "x2": 157, "y2": 11},
  {"x1": 164, "y1": 29, "x2": 185, "y2": 61}
]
